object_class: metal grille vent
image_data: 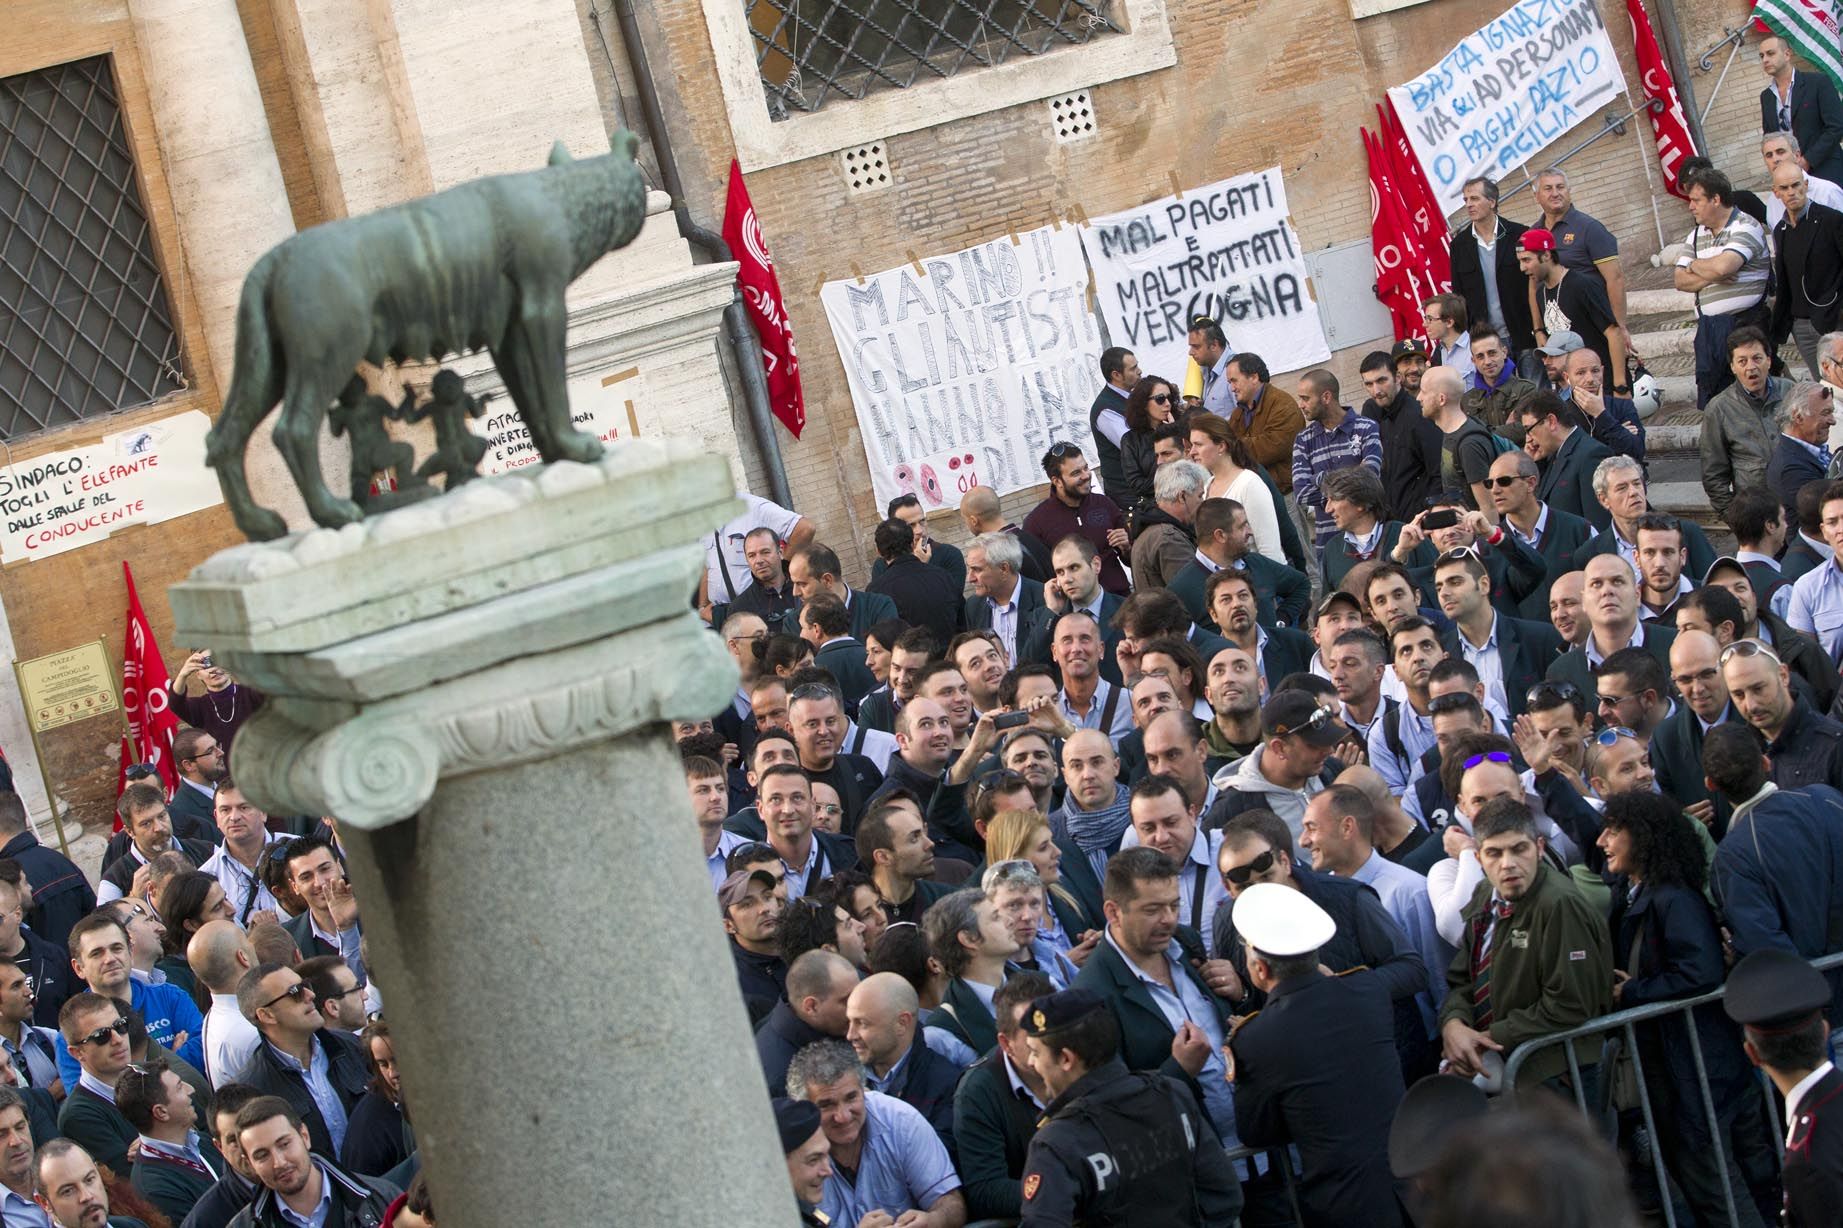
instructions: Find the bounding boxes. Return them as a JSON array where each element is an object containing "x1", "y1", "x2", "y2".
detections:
[
  {"x1": 749, "y1": 0, "x2": 1121, "y2": 119},
  {"x1": 840, "y1": 142, "x2": 891, "y2": 194},
  {"x1": 0, "y1": 56, "x2": 184, "y2": 442},
  {"x1": 1048, "y1": 89, "x2": 1096, "y2": 141}
]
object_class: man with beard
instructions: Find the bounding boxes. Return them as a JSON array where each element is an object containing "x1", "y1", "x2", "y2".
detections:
[
  {"x1": 33, "y1": 1140, "x2": 145, "y2": 1228},
  {"x1": 949, "y1": 632, "x2": 1009, "y2": 718},
  {"x1": 1362, "y1": 348, "x2": 1439, "y2": 521},
  {"x1": 1486, "y1": 450, "x2": 1594, "y2": 622},
  {"x1": 721, "y1": 865, "x2": 789, "y2": 1010},
  {"x1": 1723, "y1": 638, "x2": 1843, "y2": 790},
  {"x1": 1207, "y1": 570, "x2": 1312, "y2": 701},
  {"x1": 858, "y1": 794, "x2": 952, "y2": 926},
  {"x1": 227, "y1": 1098, "x2": 396, "y2": 1228},
  {"x1": 1023, "y1": 447, "x2": 1131, "y2": 596},
  {"x1": 727, "y1": 526, "x2": 800, "y2": 629},
  {"x1": 1432, "y1": 550, "x2": 1563, "y2": 719},
  {"x1": 1326, "y1": 628, "x2": 1394, "y2": 746},
  {"x1": 1201, "y1": 646, "x2": 1264, "y2": 771},
  {"x1": 167, "y1": 730, "x2": 226, "y2": 832}
]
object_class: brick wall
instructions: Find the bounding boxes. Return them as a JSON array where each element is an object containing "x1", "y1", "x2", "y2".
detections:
[{"x1": 629, "y1": 0, "x2": 1759, "y2": 576}]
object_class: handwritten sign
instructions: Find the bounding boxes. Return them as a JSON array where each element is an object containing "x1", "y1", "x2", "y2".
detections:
[
  {"x1": 1386, "y1": 0, "x2": 1625, "y2": 215},
  {"x1": 820, "y1": 227, "x2": 1102, "y2": 511},
  {"x1": 469, "y1": 369, "x2": 650, "y2": 477},
  {"x1": 15, "y1": 642, "x2": 118, "y2": 733},
  {"x1": 0, "y1": 411, "x2": 222, "y2": 565},
  {"x1": 1078, "y1": 167, "x2": 1331, "y2": 383}
]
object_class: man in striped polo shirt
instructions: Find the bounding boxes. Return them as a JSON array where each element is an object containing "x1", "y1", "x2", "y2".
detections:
[{"x1": 1674, "y1": 166, "x2": 1771, "y2": 407}]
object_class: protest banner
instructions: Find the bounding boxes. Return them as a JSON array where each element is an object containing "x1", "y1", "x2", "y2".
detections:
[
  {"x1": 470, "y1": 369, "x2": 650, "y2": 477},
  {"x1": 819, "y1": 226, "x2": 1102, "y2": 511},
  {"x1": 1078, "y1": 167, "x2": 1330, "y2": 384},
  {"x1": 0, "y1": 410, "x2": 222, "y2": 565},
  {"x1": 1386, "y1": 0, "x2": 1626, "y2": 215}
]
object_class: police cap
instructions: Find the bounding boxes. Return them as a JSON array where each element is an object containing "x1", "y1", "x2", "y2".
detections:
[
  {"x1": 1723, "y1": 948, "x2": 1830, "y2": 1030},
  {"x1": 1388, "y1": 1074, "x2": 1489, "y2": 1178},
  {"x1": 1021, "y1": 988, "x2": 1107, "y2": 1038},
  {"x1": 772, "y1": 1097, "x2": 823, "y2": 1154},
  {"x1": 1231, "y1": 881, "x2": 1336, "y2": 958}
]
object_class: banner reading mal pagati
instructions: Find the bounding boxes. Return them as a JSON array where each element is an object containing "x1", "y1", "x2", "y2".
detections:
[
  {"x1": 819, "y1": 226, "x2": 1102, "y2": 512},
  {"x1": 1078, "y1": 167, "x2": 1331, "y2": 385}
]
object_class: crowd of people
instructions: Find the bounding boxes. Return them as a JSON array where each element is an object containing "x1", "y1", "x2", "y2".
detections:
[
  {"x1": 694, "y1": 79, "x2": 1843, "y2": 1219},
  {"x1": 0, "y1": 657, "x2": 429, "y2": 1228}
]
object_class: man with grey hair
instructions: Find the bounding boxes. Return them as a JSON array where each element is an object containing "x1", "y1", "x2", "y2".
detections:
[
  {"x1": 922, "y1": 888, "x2": 1022, "y2": 1056},
  {"x1": 1762, "y1": 130, "x2": 1843, "y2": 231},
  {"x1": 785, "y1": 1039, "x2": 965, "y2": 1228},
  {"x1": 1820, "y1": 331, "x2": 1843, "y2": 420},
  {"x1": 1574, "y1": 453, "x2": 1718, "y2": 580},
  {"x1": 963, "y1": 531, "x2": 1044, "y2": 666},
  {"x1": 1768, "y1": 382, "x2": 1837, "y2": 514},
  {"x1": 1131, "y1": 459, "x2": 1209, "y2": 591},
  {"x1": 1772, "y1": 157, "x2": 1843, "y2": 382}
]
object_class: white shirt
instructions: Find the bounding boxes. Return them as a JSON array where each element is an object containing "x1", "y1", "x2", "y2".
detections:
[
  {"x1": 1786, "y1": 1061, "x2": 1837, "y2": 1144},
  {"x1": 203, "y1": 992, "x2": 261, "y2": 1087},
  {"x1": 705, "y1": 494, "x2": 803, "y2": 603},
  {"x1": 1768, "y1": 174, "x2": 1843, "y2": 231},
  {"x1": 201, "y1": 838, "x2": 284, "y2": 923}
]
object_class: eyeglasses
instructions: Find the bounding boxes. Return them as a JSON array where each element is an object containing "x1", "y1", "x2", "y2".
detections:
[
  {"x1": 1484, "y1": 475, "x2": 1527, "y2": 489},
  {"x1": 1461, "y1": 750, "x2": 1514, "y2": 771},
  {"x1": 1672, "y1": 666, "x2": 1720, "y2": 690},
  {"x1": 1437, "y1": 546, "x2": 1482, "y2": 564},
  {"x1": 1046, "y1": 442, "x2": 1083, "y2": 462},
  {"x1": 1190, "y1": 314, "x2": 1218, "y2": 329},
  {"x1": 1427, "y1": 693, "x2": 1478, "y2": 715},
  {"x1": 1592, "y1": 727, "x2": 1638, "y2": 746},
  {"x1": 77, "y1": 1019, "x2": 129, "y2": 1047},
  {"x1": 1270, "y1": 707, "x2": 1337, "y2": 739},
  {"x1": 259, "y1": 982, "x2": 313, "y2": 1011},
  {"x1": 1720, "y1": 639, "x2": 1781, "y2": 666},
  {"x1": 1222, "y1": 849, "x2": 1277, "y2": 887},
  {"x1": 1527, "y1": 680, "x2": 1582, "y2": 707}
]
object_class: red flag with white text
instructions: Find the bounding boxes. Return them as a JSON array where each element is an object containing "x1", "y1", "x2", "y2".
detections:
[
  {"x1": 1627, "y1": 0, "x2": 1698, "y2": 197},
  {"x1": 1366, "y1": 129, "x2": 1433, "y2": 342},
  {"x1": 1379, "y1": 100, "x2": 1452, "y2": 293},
  {"x1": 723, "y1": 159, "x2": 806, "y2": 438},
  {"x1": 115, "y1": 561, "x2": 179, "y2": 820}
]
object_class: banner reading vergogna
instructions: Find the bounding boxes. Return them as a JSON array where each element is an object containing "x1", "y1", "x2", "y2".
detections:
[
  {"x1": 819, "y1": 226, "x2": 1102, "y2": 513},
  {"x1": 1386, "y1": 0, "x2": 1626, "y2": 217}
]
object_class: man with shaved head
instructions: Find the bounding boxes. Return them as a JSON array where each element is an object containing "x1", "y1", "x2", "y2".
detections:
[
  {"x1": 1141, "y1": 709, "x2": 1216, "y2": 813},
  {"x1": 756, "y1": 950, "x2": 857, "y2": 1094},
  {"x1": 957, "y1": 485, "x2": 1051, "y2": 582},
  {"x1": 1051, "y1": 730, "x2": 1131, "y2": 882},
  {"x1": 846, "y1": 971, "x2": 962, "y2": 1159},
  {"x1": 189, "y1": 919, "x2": 259, "y2": 1087},
  {"x1": 1419, "y1": 366, "x2": 1498, "y2": 521},
  {"x1": 1337, "y1": 765, "x2": 1440, "y2": 872}
]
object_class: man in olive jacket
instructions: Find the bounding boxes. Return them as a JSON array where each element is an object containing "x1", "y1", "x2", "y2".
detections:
[{"x1": 1438, "y1": 798, "x2": 1612, "y2": 1090}]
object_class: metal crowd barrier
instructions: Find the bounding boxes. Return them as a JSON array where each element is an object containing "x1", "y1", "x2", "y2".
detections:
[{"x1": 1501, "y1": 950, "x2": 1843, "y2": 1228}]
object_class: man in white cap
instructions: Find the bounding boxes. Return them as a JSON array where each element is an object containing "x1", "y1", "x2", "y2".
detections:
[{"x1": 1226, "y1": 883, "x2": 1409, "y2": 1228}]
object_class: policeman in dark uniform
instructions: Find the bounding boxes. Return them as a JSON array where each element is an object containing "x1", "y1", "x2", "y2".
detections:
[
  {"x1": 773, "y1": 1097, "x2": 833, "y2": 1228},
  {"x1": 1015, "y1": 987, "x2": 1242, "y2": 1227},
  {"x1": 1725, "y1": 948, "x2": 1843, "y2": 1228},
  {"x1": 1226, "y1": 882, "x2": 1408, "y2": 1228}
]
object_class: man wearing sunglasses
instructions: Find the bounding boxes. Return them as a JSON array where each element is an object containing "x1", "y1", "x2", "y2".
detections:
[
  {"x1": 54, "y1": 994, "x2": 137, "y2": 1178},
  {"x1": 54, "y1": 914, "x2": 204, "y2": 1093},
  {"x1": 1209, "y1": 692, "x2": 1348, "y2": 838},
  {"x1": 1484, "y1": 451, "x2": 1595, "y2": 623},
  {"x1": 1722, "y1": 638, "x2": 1843, "y2": 791},
  {"x1": 234, "y1": 965, "x2": 368, "y2": 1162}
]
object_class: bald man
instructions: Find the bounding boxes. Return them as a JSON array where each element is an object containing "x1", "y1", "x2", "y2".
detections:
[
  {"x1": 1051, "y1": 729, "x2": 1131, "y2": 881},
  {"x1": 1545, "y1": 554, "x2": 1678, "y2": 709},
  {"x1": 1337, "y1": 764, "x2": 1443, "y2": 873},
  {"x1": 757, "y1": 950, "x2": 858, "y2": 1095},
  {"x1": 957, "y1": 485, "x2": 1051, "y2": 582},
  {"x1": 188, "y1": 919, "x2": 260, "y2": 1087},
  {"x1": 1653, "y1": 629, "x2": 1740, "y2": 835},
  {"x1": 846, "y1": 972, "x2": 962, "y2": 1159},
  {"x1": 1419, "y1": 366, "x2": 1499, "y2": 522}
]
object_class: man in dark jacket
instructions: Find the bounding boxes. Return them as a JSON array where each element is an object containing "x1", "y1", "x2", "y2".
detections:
[
  {"x1": 1724, "y1": 639, "x2": 1843, "y2": 792},
  {"x1": 866, "y1": 518, "x2": 963, "y2": 644},
  {"x1": 1432, "y1": 550, "x2": 1563, "y2": 719},
  {"x1": 227, "y1": 1097, "x2": 397, "y2": 1228},
  {"x1": 1772, "y1": 153, "x2": 1843, "y2": 378},
  {"x1": 847, "y1": 973, "x2": 962, "y2": 1162},
  {"x1": 1169, "y1": 499, "x2": 1312, "y2": 631},
  {"x1": 1767, "y1": 383, "x2": 1835, "y2": 518},
  {"x1": 0, "y1": 793, "x2": 94, "y2": 954},
  {"x1": 234, "y1": 966, "x2": 368, "y2": 1161},
  {"x1": 1450, "y1": 179, "x2": 1535, "y2": 354},
  {"x1": 117, "y1": 1059, "x2": 226, "y2": 1224},
  {"x1": 34, "y1": 1139, "x2": 155, "y2": 1228},
  {"x1": 1360, "y1": 350, "x2": 1440, "y2": 522},
  {"x1": 756, "y1": 951, "x2": 855, "y2": 1093},
  {"x1": 1651, "y1": 629, "x2": 1738, "y2": 836},
  {"x1": 1484, "y1": 450, "x2": 1595, "y2": 622},
  {"x1": 1762, "y1": 34, "x2": 1843, "y2": 183},
  {"x1": 182, "y1": 1083, "x2": 265, "y2": 1228},
  {"x1": 951, "y1": 971, "x2": 1053, "y2": 1221},
  {"x1": 1227, "y1": 883, "x2": 1406, "y2": 1228},
  {"x1": 788, "y1": 543, "x2": 899, "y2": 642},
  {"x1": 962, "y1": 534, "x2": 1049, "y2": 667},
  {"x1": 798, "y1": 596, "x2": 878, "y2": 718},
  {"x1": 0, "y1": 877, "x2": 72, "y2": 1029},
  {"x1": 1518, "y1": 392, "x2": 1614, "y2": 531},
  {"x1": 1706, "y1": 721, "x2": 1843, "y2": 1025},
  {"x1": 867, "y1": 698, "x2": 982, "y2": 865}
]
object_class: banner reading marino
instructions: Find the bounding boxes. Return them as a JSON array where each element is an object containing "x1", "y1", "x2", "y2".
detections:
[
  {"x1": 819, "y1": 226, "x2": 1102, "y2": 512},
  {"x1": 1078, "y1": 166, "x2": 1331, "y2": 387},
  {"x1": 1386, "y1": 0, "x2": 1625, "y2": 216}
]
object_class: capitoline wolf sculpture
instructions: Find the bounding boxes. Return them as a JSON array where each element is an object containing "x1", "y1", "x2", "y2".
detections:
[{"x1": 205, "y1": 132, "x2": 649, "y2": 541}]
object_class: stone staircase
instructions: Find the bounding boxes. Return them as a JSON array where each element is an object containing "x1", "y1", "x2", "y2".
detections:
[{"x1": 1623, "y1": 284, "x2": 1734, "y2": 553}]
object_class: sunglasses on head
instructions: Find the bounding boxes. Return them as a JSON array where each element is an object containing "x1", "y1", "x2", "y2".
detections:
[
  {"x1": 1719, "y1": 639, "x2": 1780, "y2": 666},
  {"x1": 1527, "y1": 680, "x2": 1582, "y2": 706},
  {"x1": 1223, "y1": 848, "x2": 1277, "y2": 887},
  {"x1": 1270, "y1": 707, "x2": 1338, "y2": 740},
  {"x1": 1592, "y1": 726, "x2": 1638, "y2": 747},
  {"x1": 1047, "y1": 442, "x2": 1083, "y2": 460},
  {"x1": 1461, "y1": 750, "x2": 1514, "y2": 771},
  {"x1": 78, "y1": 1019, "x2": 128, "y2": 1047},
  {"x1": 1427, "y1": 693, "x2": 1477, "y2": 715}
]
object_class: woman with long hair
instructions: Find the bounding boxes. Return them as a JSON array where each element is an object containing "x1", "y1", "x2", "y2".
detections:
[
  {"x1": 1119, "y1": 374, "x2": 1180, "y2": 512},
  {"x1": 1188, "y1": 413, "x2": 1286, "y2": 563},
  {"x1": 754, "y1": 633, "x2": 813, "y2": 680},
  {"x1": 341, "y1": 1020, "x2": 416, "y2": 1179},
  {"x1": 154, "y1": 871, "x2": 233, "y2": 1006},
  {"x1": 1599, "y1": 791, "x2": 1773, "y2": 1228},
  {"x1": 983, "y1": 808, "x2": 1098, "y2": 957}
]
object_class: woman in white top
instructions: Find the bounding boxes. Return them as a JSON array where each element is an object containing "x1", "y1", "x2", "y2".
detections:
[{"x1": 1188, "y1": 413, "x2": 1286, "y2": 563}]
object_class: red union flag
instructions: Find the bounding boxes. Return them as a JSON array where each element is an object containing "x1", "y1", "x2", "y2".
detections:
[
  {"x1": 116, "y1": 561, "x2": 179, "y2": 815},
  {"x1": 1379, "y1": 100, "x2": 1452, "y2": 293},
  {"x1": 1366, "y1": 128, "x2": 1431, "y2": 342},
  {"x1": 1628, "y1": 0, "x2": 1699, "y2": 196},
  {"x1": 723, "y1": 159, "x2": 805, "y2": 438}
]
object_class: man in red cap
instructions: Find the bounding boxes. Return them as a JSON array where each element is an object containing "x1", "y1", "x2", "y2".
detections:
[{"x1": 1519, "y1": 228, "x2": 1627, "y2": 401}]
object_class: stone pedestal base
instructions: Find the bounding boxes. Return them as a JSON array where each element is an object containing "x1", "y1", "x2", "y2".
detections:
[{"x1": 170, "y1": 439, "x2": 800, "y2": 1225}]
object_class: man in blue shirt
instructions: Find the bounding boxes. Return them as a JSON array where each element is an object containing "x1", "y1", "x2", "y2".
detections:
[
  {"x1": 1788, "y1": 479, "x2": 1843, "y2": 666},
  {"x1": 784, "y1": 1040, "x2": 964, "y2": 1228},
  {"x1": 54, "y1": 913, "x2": 203, "y2": 1088}
]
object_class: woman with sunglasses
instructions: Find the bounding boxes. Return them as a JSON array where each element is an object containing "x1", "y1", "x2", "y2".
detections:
[
  {"x1": 1598, "y1": 791, "x2": 1775, "y2": 1228},
  {"x1": 1117, "y1": 375, "x2": 1180, "y2": 513},
  {"x1": 982, "y1": 809, "x2": 1099, "y2": 957},
  {"x1": 1187, "y1": 414, "x2": 1287, "y2": 563}
]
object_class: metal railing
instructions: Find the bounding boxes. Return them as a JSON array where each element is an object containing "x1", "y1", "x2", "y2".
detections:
[
  {"x1": 1494, "y1": 98, "x2": 1666, "y2": 202},
  {"x1": 1502, "y1": 950, "x2": 1843, "y2": 1228}
]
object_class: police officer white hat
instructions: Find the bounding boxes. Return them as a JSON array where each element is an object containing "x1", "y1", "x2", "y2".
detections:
[{"x1": 1230, "y1": 882, "x2": 1335, "y2": 956}]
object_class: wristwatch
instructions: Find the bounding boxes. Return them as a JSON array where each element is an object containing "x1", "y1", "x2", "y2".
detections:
[{"x1": 1613, "y1": 384, "x2": 1631, "y2": 394}]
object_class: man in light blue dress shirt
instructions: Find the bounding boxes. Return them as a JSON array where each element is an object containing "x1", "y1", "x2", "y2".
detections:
[{"x1": 1788, "y1": 482, "x2": 1843, "y2": 666}]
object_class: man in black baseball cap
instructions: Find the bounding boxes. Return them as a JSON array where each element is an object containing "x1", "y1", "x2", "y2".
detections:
[
  {"x1": 1725, "y1": 949, "x2": 1842, "y2": 1228},
  {"x1": 772, "y1": 1097, "x2": 831, "y2": 1227},
  {"x1": 1015, "y1": 989, "x2": 1241, "y2": 1226},
  {"x1": 1390, "y1": 338, "x2": 1429, "y2": 397}
]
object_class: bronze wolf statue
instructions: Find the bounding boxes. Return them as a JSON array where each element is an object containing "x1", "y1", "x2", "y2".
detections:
[{"x1": 206, "y1": 132, "x2": 649, "y2": 540}]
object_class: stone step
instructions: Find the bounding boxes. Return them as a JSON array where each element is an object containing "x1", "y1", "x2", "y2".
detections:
[
  {"x1": 1651, "y1": 481, "x2": 1735, "y2": 543},
  {"x1": 1647, "y1": 424, "x2": 1699, "y2": 453},
  {"x1": 1631, "y1": 326, "x2": 1693, "y2": 359},
  {"x1": 1627, "y1": 287, "x2": 1696, "y2": 316}
]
